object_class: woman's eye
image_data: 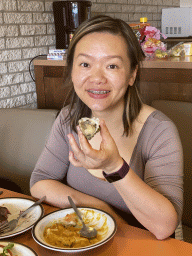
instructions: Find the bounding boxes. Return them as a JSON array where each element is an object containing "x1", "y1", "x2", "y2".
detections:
[
  {"x1": 108, "y1": 64, "x2": 118, "y2": 69},
  {"x1": 80, "y1": 63, "x2": 89, "y2": 68}
]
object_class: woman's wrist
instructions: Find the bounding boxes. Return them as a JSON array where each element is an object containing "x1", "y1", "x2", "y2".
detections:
[
  {"x1": 103, "y1": 158, "x2": 124, "y2": 174},
  {"x1": 103, "y1": 158, "x2": 130, "y2": 183}
]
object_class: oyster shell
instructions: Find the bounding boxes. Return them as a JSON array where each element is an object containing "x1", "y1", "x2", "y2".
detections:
[{"x1": 78, "y1": 117, "x2": 100, "y2": 140}]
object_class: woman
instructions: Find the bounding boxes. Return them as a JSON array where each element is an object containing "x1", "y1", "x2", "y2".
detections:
[{"x1": 30, "y1": 15, "x2": 183, "y2": 240}]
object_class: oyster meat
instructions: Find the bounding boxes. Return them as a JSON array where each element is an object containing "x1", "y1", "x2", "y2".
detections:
[{"x1": 78, "y1": 117, "x2": 100, "y2": 140}]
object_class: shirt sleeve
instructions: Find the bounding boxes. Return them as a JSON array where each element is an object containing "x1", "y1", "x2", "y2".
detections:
[
  {"x1": 30, "y1": 110, "x2": 70, "y2": 189},
  {"x1": 144, "y1": 119, "x2": 183, "y2": 224}
]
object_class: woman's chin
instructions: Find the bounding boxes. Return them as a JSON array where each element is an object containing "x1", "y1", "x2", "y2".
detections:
[{"x1": 88, "y1": 104, "x2": 108, "y2": 112}]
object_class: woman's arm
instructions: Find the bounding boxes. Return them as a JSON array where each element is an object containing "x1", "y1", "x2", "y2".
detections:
[
  {"x1": 112, "y1": 118, "x2": 183, "y2": 240},
  {"x1": 30, "y1": 179, "x2": 126, "y2": 226},
  {"x1": 113, "y1": 169, "x2": 178, "y2": 240},
  {"x1": 68, "y1": 119, "x2": 183, "y2": 240},
  {"x1": 31, "y1": 179, "x2": 106, "y2": 209}
]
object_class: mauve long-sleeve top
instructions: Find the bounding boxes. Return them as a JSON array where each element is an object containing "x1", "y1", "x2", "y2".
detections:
[{"x1": 30, "y1": 108, "x2": 183, "y2": 223}]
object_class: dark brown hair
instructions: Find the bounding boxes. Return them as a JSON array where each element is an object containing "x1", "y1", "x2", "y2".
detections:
[{"x1": 63, "y1": 15, "x2": 144, "y2": 136}]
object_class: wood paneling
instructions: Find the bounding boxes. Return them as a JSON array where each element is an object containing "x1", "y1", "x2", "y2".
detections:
[
  {"x1": 140, "y1": 68, "x2": 192, "y2": 105},
  {"x1": 34, "y1": 65, "x2": 70, "y2": 109}
]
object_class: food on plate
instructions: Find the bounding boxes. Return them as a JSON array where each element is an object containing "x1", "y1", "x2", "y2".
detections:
[
  {"x1": 78, "y1": 117, "x2": 100, "y2": 140},
  {"x1": 61, "y1": 212, "x2": 78, "y2": 226},
  {"x1": 0, "y1": 243, "x2": 17, "y2": 256},
  {"x1": 43, "y1": 209, "x2": 108, "y2": 248},
  {"x1": 0, "y1": 207, "x2": 10, "y2": 225}
]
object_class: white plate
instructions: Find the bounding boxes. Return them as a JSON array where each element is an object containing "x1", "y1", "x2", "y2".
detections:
[
  {"x1": 0, "y1": 197, "x2": 44, "y2": 239},
  {"x1": 32, "y1": 207, "x2": 117, "y2": 253},
  {"x1": 0, "y1": 241, "x2": 38, "y2": 256}
]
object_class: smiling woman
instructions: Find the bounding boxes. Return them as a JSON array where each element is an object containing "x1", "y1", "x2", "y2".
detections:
[
  {"x1": 71, "y1": 32, "x2": 136, "y2": 115},
  {"x1": 30, "y1": 15, "x2": 183, "y2": 241},
  {"x1": 64, "y1": 15, "x2": 144, "y2": 136}
]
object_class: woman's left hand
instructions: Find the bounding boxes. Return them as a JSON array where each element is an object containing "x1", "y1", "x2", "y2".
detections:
[{"x1": 67, "y1": 119, "x2": 123, "y2": 173}]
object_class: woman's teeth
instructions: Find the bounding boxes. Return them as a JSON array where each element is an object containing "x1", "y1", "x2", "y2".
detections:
[{"x1": 88, "y1": 90, "x2": 110, "y2": 94}]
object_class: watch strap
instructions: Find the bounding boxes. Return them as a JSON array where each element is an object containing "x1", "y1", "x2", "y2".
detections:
[{"x1": 103, "y1": 159, "x2": 130, "y2": 183}]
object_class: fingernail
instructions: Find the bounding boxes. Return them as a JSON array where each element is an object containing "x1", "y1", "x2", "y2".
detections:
[{"x1": 77, "y1": 126, "x2": 83, "y2": 134}]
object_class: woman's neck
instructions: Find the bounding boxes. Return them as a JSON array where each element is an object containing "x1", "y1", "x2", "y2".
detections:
[{"x1": 91, "y1": 105, "x2": 125, "y2": 133}]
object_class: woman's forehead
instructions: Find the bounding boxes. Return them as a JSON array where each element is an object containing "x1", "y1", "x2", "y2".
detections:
[{"x1": 74, "y1": 32, "x2": 129, "y2": 57}]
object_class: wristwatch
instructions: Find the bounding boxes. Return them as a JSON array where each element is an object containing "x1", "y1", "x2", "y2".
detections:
[{"x1": 102, "y1": 159, "x2": 130, "y2": 183}]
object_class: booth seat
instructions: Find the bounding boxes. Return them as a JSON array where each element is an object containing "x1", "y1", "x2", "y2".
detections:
[
  {"x1": 151, "y1": 100, "x2": 192, "y2": 244},
  {"x1": 0, "y1": 108, "x2": 59, "y2": 196}
]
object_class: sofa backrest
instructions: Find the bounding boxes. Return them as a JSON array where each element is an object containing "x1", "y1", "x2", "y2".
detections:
[
  {"x1": 0, "y1": 108, "x2": 59, "y2": 195},
  {"x1": 151, "y1": 100, "x2": 192, "y2": 228}
]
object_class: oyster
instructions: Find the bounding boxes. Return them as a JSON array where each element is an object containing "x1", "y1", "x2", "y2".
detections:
[{"x1": 78, "y1": 117, "x2": 100, "y2": 140}]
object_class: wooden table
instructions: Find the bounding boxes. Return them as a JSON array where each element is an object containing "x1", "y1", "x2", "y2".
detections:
[{"x1": 0, "y1": 188, "x2": 192, "y2": 256}]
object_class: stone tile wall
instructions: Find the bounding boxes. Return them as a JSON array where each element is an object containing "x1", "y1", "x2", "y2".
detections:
[
  {"x1": 0, "y1": 0, "x2": 54, "y2": 108},
  {"x1": 91, "y1": 0, "x2": 180, "y2": 28},
  {"x1": 0, "y1": 0, "x2": 180, "y2": 108}
]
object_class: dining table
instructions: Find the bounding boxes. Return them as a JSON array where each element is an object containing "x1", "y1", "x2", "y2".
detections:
[{"x1": 0, "y1": 188, "x2": 192, "y2": 256}]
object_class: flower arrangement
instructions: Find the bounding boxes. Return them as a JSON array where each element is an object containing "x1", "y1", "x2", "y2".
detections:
[{"x1": 139, "y1": 26, "x2": 167, "y2": 58}]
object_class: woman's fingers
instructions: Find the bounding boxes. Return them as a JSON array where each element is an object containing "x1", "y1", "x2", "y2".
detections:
[
  {"x1": 99, "y1": 119, "x2": 118, "y2": 153},
  {"x1": 99, "y1": 119, "x2": 114, "y2": 144},
  {"x1": 77, "y1": 126, "x2": 100, "y2": 159},
  {"x1": 67, "y1": 132, "x2": 99, "y2": 166},
  {"x1": 68, "y1": 151, "x2": 83, "y2": 167},
  {"x1": 67, "y1": 121, "x2": 121, "y2": 171},
  {"x1": 67, "y1": 134, "x2": 85, "y2": 160},
  {"x1": 77, "y1": 126, "x2": 91, "y2": 151}
]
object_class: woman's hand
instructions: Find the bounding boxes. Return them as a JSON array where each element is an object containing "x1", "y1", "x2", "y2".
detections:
[{"x1": 67, "y1": 119, "x2": 123, "y2": 173}]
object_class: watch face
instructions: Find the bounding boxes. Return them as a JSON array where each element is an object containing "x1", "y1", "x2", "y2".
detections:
[
  {"x1": 103, "y1": 160, "x2": 130, "y2": 183},
  {"x1": 103, "y1": 172, "x2": 122, "y2": 183}
]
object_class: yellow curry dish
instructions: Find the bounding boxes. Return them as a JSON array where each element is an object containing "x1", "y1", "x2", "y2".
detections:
[{"x1": 43, "y1": 209, "x2": 109, "y2": 249}]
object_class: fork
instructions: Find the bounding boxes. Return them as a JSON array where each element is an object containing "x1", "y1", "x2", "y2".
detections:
[
  {"x1": 0, "y1": 196, "x2": 46, "y2": 234},
  {"x1": 68, "y1": 196, "x2": 97, "y2": 238}
]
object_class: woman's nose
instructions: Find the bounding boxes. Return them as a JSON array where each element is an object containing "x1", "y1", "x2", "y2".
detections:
[{"x1": 89, "y1": 67, "x2": 106, "y2": 84}]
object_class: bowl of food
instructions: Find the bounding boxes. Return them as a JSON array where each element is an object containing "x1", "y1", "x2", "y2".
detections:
[
  {"x1": 0, "y1": 198, "x2": 44, "y2": 239},
  {"x1": 0, "y1": 242, "x2": 38, "y2": 256},
  {"x1": 32, "y1": 207, "x2": 117, "y2": 253}
]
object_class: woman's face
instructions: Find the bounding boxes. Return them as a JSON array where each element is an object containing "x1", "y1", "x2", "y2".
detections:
[{"x1": 71, "y1": 32, "x2": 137, "y2": 114}]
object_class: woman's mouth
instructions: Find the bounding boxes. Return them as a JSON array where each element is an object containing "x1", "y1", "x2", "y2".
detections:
[
  {"x1": 88, "y1": 90, "x2": 110, "y2": 94},
  {"x1": 87, "y1": 90, "x2": 110, "y2": 99}
]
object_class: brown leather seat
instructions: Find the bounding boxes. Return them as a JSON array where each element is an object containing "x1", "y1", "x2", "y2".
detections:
[
  {"x1": 151, "y1": 100, "x2": 192, "y2": 243},
  {"x1": 0, "y1": 108, "x2": 59, "y2": 195}
]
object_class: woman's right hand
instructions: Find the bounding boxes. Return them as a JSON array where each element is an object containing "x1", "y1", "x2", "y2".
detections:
[{"x1": 67, "y1": 119, "x2": 124, "y2": 174}]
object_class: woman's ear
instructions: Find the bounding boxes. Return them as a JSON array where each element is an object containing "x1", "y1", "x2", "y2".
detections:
[{"x1": 129, "y1": 65, "x2": 138, "y2": 86}]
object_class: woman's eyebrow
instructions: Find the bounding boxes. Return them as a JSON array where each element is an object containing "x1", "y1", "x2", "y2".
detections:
[
  {"x1": 76, "y1": 53, "x2": 93, "y2": 59},
  {"x1": 105, "y1": 55, "x2": 123, "y2": 61},
  {"x1": 76, "y1": 53, "x2": 123, "y2": 61}
]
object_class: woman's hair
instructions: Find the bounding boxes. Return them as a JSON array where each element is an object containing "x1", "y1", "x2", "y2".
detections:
[{"x1": 63, "y1": 15, "x2": 144, "y2": 136}]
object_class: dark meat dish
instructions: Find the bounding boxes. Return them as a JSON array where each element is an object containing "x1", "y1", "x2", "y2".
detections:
[{"x1": 0, "y1": 206, "x2": 10, "y2": 226}]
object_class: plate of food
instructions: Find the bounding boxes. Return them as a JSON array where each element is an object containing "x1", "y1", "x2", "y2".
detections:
[
  {"x1": 0, "y1": 197, "x2": 44, "y2": 239},
  {"x1": 0, "y1": 241, "x2": 38, "y2": 256},
  {"x1": 32, "y1": 207, "x2": 117, "y2": 252}
]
